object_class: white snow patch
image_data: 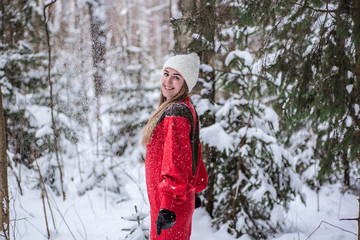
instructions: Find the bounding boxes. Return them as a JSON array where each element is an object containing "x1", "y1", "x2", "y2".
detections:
[
  {"x1": 200, "y1": 64, "x2": 213, "y2": 73},
  {"x1": 346, "y1": 84, "x2": 353, "y2": 94},
  {"x1": 354, "y1": 104, "x2": 359, "y2": 116},
  {"x1": 264, "y1": 107, "x2": 279, "y2": 132},
  {"x1": 200, "y1": 123, "x2": 233, "y2": 155},
  {"x1": 345, "y1": 116, "x2": 353, "y2": 127},
  {"x1": 225, "y1": 50, "x2": 253, "y2": 66},
  {"x1": 252, "y1": 182, "x2": 277, "y2": 201}
]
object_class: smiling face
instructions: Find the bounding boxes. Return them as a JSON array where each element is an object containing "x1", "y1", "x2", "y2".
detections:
[{"x1": 161, "y1": 67, "x2": 185, "y2": 100}]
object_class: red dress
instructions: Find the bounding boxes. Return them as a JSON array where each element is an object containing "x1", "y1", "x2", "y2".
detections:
[{"x1": 145, "y1": 96, "x2": 208, "y2": 240}]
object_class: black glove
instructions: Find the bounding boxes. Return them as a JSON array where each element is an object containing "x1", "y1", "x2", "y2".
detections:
[
  {"x1": 156, "y1": 209, "x2": 176, "y2": 235},
  {"x1": 195, "y1": 194, "x2": 201, "y2": 208}
]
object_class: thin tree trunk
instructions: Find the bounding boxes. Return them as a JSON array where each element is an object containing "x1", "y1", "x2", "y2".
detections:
[
  {"x1": 358, "y1": 197, "x2": 360, "y2": 240},
  {"x1": 354, "y1": 0, "x2": 360, "y2": 86},
  {"x1": 172, "y1": 0, "x2": 196, "y2": 53},
  {"x1": 171, "y1": 0, "x2": 217, "y2": 217},
  {"x1": 88, "y1": 0, "x2": 106, "y2": 157},
  {"x1": 353, "y1": 0, "x2": 360, "y2": 136},
  {"x1": 43, "y1": 0, "x2": 65, "y2": 201},
  {"x1": 0, "y1": 86, "x2": 9, "y2": 240},
  {"x1": 88, "y1": 1, "x2": 106, "y2": 97},
  {"x1": 194, "y1": 0, "x2": 217, "y2": 217}
]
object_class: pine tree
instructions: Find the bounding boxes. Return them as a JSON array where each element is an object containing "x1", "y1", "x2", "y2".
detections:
[
  {"x1": 0, "y1": 0, "x2": 49, "y2": 237},
  {"x1": 0, "y1": 86, "x2": 9, "y2": 240},
  {"x1": 170, "y1": 0, "x2": 219, "y2": 217},
  {"x1": 213, "y1": 51, "x2": 302, "y2": 239},
  {"x1": 170, "y1": 1, "x2": 302, "y2": 238},
  {"x1": 234, "y1": 0, "x2": 360, "y2": 186},
  {"x1": 0, "y1": 0, "x2": 72, "y2": 199},
  {"x1": 0, "y1": 0, "x2": 48, "y2": 166}
]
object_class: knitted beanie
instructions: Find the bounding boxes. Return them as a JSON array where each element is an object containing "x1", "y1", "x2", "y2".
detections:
[{"x1": 162, "y1": 53, "x2": 200, "y2": 92}]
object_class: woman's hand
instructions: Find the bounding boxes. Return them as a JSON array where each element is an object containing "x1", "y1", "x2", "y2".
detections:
[{"x1": 156, "y1": 209, "x2": 176, "y2": 235}]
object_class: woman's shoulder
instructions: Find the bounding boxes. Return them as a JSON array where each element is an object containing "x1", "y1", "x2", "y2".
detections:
[
  {"x1": 156, "y1": 102, "x2": 195, "y2": 130},
  {"x1": 163, "y1": 103, "x2": 192, "y2": 118}
]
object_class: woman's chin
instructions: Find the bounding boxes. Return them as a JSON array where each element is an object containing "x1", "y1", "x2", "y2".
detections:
[{"x1": 163, "y1": 93, "x2": 174, "y2": 100}]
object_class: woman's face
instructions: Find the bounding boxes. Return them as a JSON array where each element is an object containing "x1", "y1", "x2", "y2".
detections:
[{"x1": 161, "y1": 67, "x2": 185, "y2": 100}]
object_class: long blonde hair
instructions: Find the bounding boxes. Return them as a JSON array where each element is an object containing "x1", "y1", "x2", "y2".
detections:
[{"x1": 142, "y1": 83, "x2": 189, "y2": 146}]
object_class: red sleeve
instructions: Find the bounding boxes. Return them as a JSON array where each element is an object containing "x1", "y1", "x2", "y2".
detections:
[
  {"x1": 159, "y1": 116, "x2": 193, "y2": 210},
  {"x1": 194, "y1": 143, "x2": 208, "y2": 193}
]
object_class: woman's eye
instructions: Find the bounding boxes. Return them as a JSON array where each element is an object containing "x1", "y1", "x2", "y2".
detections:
[
  {"x1": 174, "y1": 76, "x2": 179, "y2": 80},
  {"x1": 164, "y1": 73, "x2": 169, "y2": 76}
]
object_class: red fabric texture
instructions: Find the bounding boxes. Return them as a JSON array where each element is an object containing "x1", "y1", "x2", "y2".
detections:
[{"x1": 145, "y1": 96, "x2": 208, "y2": 240}]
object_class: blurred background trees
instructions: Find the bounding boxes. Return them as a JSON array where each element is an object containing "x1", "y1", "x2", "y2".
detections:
[{"x1": 1, "y1": 0, "x2": 359, "y2": 239}]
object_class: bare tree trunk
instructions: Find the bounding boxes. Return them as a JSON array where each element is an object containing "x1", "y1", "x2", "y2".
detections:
[
  {"x1": 43, "y1": 0, "x2": 66, "y2": 201},
  {"x1": 88, "y1": 0, "x2": 106, "y2": 97},
  {"x1": 354, "y1": 0, "x2": 360, "y2": 134},
  {"x1": 170, "y1": 0, "x2": 217, "y2": 217},
  {"x1": 193, "y1": 0, "x2": 217, "y2": 217},
  {"x1": 358, "y1": 197, "x2": 360, "y2": 240},
  {"x1": 0, "y1": 86, "x2": 9, "y2": 240},
  {"x1": 354, "y1": 1, "x2": 360, "y2": 236},
  {"x1": 88, "y1": 0, "x2": 106, "y2": 157},
  {"x1": 171, "y1": 0, "x2": 196, "y2": 53},
  {"x1": 355, "y1": 0, "x2": 360, "y2": 85}
]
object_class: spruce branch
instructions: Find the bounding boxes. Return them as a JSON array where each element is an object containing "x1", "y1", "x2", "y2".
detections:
[
  {"x1": 305, "y1": 220, "x2": 357, "y2": 240},
  {"x1": 294, "y1": 2, "x2": 337, "y2": 13},
  {"x1": 44, "y1": 0, "x2": 56, "y2": 8},
  {"x1": 340, "y1": 218, "x2": 358, "y2": 221}
]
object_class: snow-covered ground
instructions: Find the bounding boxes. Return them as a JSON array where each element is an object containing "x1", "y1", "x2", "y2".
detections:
[{"x1": 8, "y1": 161, "x2": 358, "y2": 240}]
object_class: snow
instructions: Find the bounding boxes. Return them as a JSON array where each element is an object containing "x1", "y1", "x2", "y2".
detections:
[
  {"x1": 345, "y1": 116, "x2": 353, "y2": 127},
  {"x1": 200, "y1": 123, "x2": 233, "y2": 155},
  {"x1": 6, "y1": 83, "x2": 359, "y2": 240},
  {"x1": 264, "y1": 107, "x2": 279, "y2": 132},
  {"x1": 280, "y1": 184, "x2": 358, "y2": 240},
  {"x1": 4, "y1": 2, "x2": 359, "y2": 239},
  {"x1": 26, "y1": 105, "x2": 52, "y2": 127},
  {"x1": 239, "y1": 127, "x2": 277, "y2": 144},
  {"x1": 354, "y1": 104, "x2": 359, "y2": 116},
  {"x1": 252, "y1": 182, "x2": 277, "y2": 201},
  {"x1": 346, "y1": 84, "x2": 353, "y2": 94},
  {"x1": 9, "y1": 167, "x2": 358, "y2": 240},
  {"x1": 44, "y1": 0, "x2": 56, "y2": 6},
  {"x1": 225, "y1": 50, "x2": 254, "y2": 66},
  {"x1": 200, "y1": 64, "x2": 213, "y2": 73}
]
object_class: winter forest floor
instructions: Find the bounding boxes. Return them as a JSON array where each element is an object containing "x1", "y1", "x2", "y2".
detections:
[{"x1": 8, "y1": 159, "x2": 358, "y2": 240}]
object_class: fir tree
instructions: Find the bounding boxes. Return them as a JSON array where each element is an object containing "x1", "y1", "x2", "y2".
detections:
[
  {"x1": 236, "y1": 0, "x2": 360, "y2": 187},
  {"x1": 0, "y1": 0, "x2": 48, "y2": 166},
  {"x1": 170, "y1": 1, "x2": 302, "y2": 238}
]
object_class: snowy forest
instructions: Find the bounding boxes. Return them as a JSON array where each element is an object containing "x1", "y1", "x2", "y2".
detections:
[{"x1": 1, "y1": 0, "x2": 360, "y2": 239}]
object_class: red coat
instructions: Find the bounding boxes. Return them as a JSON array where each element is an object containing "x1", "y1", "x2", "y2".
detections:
[{"x1": 145, "y1": 96, "x2": 208, "y2": 240}]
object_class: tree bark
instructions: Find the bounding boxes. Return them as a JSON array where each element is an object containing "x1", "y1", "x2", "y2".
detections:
[
  {"x1": 358, "y1": 197, "x2": 360, "y2": 240},
  {"x1": 354, "y1": 0, "x2": 360, "y2": 85},
  {"x1": 88, "y1": 0, "x2": 106, "y2": 157},
  {"x1": 194, "y1": 0, "x2": 217, "y2": 218},
  {"x1": 172, "y1": 0, "x2": 196, "y2": 53},
  {"x1": 353, "y1": 0, "x2": 360, "y2": 134},
  {"x1": 43, "y1": 0, "x2": 65, "y2": 201},
  {"x1": 88, "y1": 0, "x2": 106, "y2": 97},
  {"x1": 171, "y1": 0, "x2": 217, "y2": 216},
  {"x1": 0, "y1": 86, "x2": 9, "y2": 239}
]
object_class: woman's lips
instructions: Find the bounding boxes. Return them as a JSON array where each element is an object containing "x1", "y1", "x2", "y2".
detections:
[{"x1": 163, "y1": 85, "x2": 174, "y2": 90}]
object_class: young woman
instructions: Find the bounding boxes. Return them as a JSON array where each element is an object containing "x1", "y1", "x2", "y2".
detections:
[{"x1": 142, "y1": 53, "x2": 208, "y2": 240}]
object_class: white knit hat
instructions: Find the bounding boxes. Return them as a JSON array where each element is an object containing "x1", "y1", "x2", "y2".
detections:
[{"x1": 162, "y1": 53, "x2": 200, "y2": 92}]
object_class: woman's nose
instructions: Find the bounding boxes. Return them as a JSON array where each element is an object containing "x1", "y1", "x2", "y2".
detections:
[{"x1": 165, "y1": 76, "x2": 173, "y2": 85}]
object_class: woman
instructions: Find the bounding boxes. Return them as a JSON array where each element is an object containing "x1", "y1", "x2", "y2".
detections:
[{"x1": 142, "y1": 53, "x2": 208, "y2": 240}]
